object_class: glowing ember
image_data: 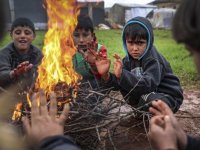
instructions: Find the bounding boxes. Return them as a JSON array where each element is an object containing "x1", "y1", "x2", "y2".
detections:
[
  {"x1": 35, "y1": 0, "x2": 81, "y2": 96},
  {"x1": 26, "y1": 93, "x2": 32, "y2": 107},
  {"x1": 12, "y1": 102, "x2": 22, "y2": 121}
]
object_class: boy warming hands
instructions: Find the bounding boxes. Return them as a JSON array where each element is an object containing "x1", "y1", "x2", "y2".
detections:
[{"x1": 96, "y1": 17, "x2": 183, "y2": 113}]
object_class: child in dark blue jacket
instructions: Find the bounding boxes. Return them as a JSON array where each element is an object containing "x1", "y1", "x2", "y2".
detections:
[{"x1": 96, "y1": 17, "x2": 183, "y2": 113}]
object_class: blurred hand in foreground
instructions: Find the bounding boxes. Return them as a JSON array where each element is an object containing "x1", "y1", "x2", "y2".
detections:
[{"x1": 22, "y1": 90, "x2": 69, "y2": 146}]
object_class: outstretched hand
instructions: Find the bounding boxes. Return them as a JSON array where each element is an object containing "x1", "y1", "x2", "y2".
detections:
[
  {"x1": 79, "y1": 49, "x2": 97, "y2": 65},
  {"x1": 113, "y1": 54, "x2": 122, "y2": 79},
  {"x1": 95, "y1": 57, "x2": 111, "y2": 81},
  {"x1": 77, "y1": 41, "x2": 98, "y2": 64},
  {"x1": 22, "y1": 90, "x2": 69, "y2": 146},
  {"x1": 149, "y1": 100, "x2": 187, "y2": 150},
  {"x1": 10, "y1": 61, "x2": 33, "y2": 78},
  {"x1": 149, "y1": 115, "x2": 178, "y2": 150}
]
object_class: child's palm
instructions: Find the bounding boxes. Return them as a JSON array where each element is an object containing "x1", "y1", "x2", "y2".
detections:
[
  {"x1": 84, "y1": 51, "x2": 97, "y2": 64},
  {"x1": 14, "y1": 61, "x2": 33, "y2": 76},
  {"x1": 114, "y1": 59, "x2": 122, "y2": 78},
  {"x1": 95, "y1": 59, "x2": 110, "y2": 75}
]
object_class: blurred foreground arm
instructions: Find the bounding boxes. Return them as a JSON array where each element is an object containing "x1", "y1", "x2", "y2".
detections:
[
  {"x1": 149, "y1": 100, "x2": 194, "y2": 150},
  {"x1": 149, "y1": 115, "x2": 178, "y2": 150},
  {"x1": 22, "y1": 91, "x2": 81, "y2": 150}
]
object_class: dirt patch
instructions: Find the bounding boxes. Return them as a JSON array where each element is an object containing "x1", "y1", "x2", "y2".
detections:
[
  {"x1": 176, "y1": 89, "x2": 200, "y2": 136},
  {"x1": 105, "y1": 89, "x2": 200, "y2": 150}
]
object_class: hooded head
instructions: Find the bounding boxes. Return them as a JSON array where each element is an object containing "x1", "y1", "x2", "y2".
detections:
[{"x1": 122, "y1": 17, "x2": 154, "y2": 60}]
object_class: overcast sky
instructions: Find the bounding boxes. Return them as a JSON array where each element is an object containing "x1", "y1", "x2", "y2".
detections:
[{"x1": 104, "y1": 0, "x2": 154, "y2": 7}]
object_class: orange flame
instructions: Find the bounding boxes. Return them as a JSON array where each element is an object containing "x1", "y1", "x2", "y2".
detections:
[
  {"x1": 12, "y1": 0, "x2": 81, "y2": 121},
  {"x1": 35, "y1": 0, "x2": 81, "y2": 94},
  {"x1": 12, "y1": 102, "x2": 22, "y2": 121},
  {"x1": 26, "y1": 93, "x2": 32, "y2": 107}
]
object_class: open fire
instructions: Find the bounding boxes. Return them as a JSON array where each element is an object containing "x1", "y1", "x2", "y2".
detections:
[{"x1": 12, "y1": 0, "x2": 81, "y2": 120}]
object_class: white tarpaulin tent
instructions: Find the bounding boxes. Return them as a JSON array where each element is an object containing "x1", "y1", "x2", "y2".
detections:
[
  {"x1": 147, "y1": 8, "x2": 176, "y2": 29},
  {"x1": 124, "y1": 4, "x2": 157, "y2": 23},
  {"x1": 109, "y1": 3, "x2": 157, "y2": 25}
]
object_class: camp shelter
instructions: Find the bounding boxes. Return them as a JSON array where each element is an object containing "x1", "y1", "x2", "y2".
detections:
[
  {"x1": 149, "y1": 0, "x2": 181, "y2": 9},
  {"x1": 109, "y1": 3, "x2": 157, "y2": 25},
  {"x1": 6, "y1": 0, "x2": 105, "y2": 30},
  {"x1": 78, "y1": 0, "x2": 105, "y2": 26},
  {"x1": 147, "y1": 8, "x2": 176, "y2": 29}
]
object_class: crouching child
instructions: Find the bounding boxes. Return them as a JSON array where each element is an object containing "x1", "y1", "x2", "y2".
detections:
[{"x1": 96, "y1": 17, "x2": 183, "y2": 113}]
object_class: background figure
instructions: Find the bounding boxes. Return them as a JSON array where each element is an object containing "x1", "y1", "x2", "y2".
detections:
[
  {"x1": 73, "y1": 15, "x2": 107, "y2": 89},
  {"x1": 0, "y1": 17, "x2": 43, "y2": 93},
  {"x1": 149, "y1": 0, "x2": 200, "y2": 149}
]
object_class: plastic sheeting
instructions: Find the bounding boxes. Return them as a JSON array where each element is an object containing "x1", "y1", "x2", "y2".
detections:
[
  {"x1": 147, "y1": 8, "x2": 176, "y2": 29},
  {"x1": 125, "y1": 8, "x2": 155, "y2": 23}
]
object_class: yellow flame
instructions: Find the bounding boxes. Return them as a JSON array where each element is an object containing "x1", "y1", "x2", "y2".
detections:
[
  {"x1": 12, "y1": 102, "x2": 22, "y2": 121},
  {"x1": 12, "y1": 0, "x2": 81, "y2": 121},
  {"x1": 26, "y1": 93, "x2": 32, "y2": 108},
  {"x1": 36, "y1": 0, "x2": 81, "y2": 94}
]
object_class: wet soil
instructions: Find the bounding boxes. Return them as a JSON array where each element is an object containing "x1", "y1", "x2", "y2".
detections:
[{"x1": 106, "y1": 89, "x2": 200, "y2": 150}]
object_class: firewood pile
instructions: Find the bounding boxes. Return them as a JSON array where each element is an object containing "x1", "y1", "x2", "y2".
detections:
[
  {"x1": 64, "y1": 81, "x2": 152, "y2": 150},
  {"x1": 9, "y1": 81, "x2": 153, "y2": 150}
]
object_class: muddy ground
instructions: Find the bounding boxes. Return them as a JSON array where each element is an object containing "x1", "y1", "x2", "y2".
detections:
[
  {"x1": 178, "y1": 89, "x2": 200, "y2": 136},
  {"x1": 105, "y1": 88, "x2": 200, "y2": 150}
]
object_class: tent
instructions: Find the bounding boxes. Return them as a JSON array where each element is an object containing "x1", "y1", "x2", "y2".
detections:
[
  {"x1": 109, "y1": 3, "x2": 157, "y2": 25},
  {"x1": 6, "y1": 0, "x2": 105, "y2": 30},
  {"x1": 78, "y1": 0, "x2": 105, "y2": 26},
  {"x1": 146, "y1": 8, "x2": 176, "y2": 29}
]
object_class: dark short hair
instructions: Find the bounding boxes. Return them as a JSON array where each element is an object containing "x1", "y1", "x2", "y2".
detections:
[
  {"x1": 11, "y1": 17, "x2": 35, "y2": 33},
  {"x1": 75, "y1": 15, "x2": 94, "y2": 33},
  {"x1": 124, "y1": 23, "x2": 148, "y2": 42},
  {"x1": 172, "y1": 0, "x2": 200, "y2": 52}
]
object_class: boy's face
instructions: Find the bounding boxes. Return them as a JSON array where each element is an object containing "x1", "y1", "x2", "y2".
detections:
[
  {"x1": 73, "y1": 29, "x2": 94, "y2": 52},
  {"x1": 11, "y1": 26, "x2": 35, "y2": 52},
  {"x1": 126, "y1": 37, "x2": 147, "y2": 59}
]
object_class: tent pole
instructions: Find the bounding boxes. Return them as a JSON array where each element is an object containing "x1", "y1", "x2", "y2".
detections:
[{"x1": 9, "y1": 0, "x2": 15, "y2": 22}]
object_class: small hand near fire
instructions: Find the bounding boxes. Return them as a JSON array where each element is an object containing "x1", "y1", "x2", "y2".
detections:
[
  {"x1": 22, "y1": 90, "x2": 69, "y2": 147},
  {"x1": 77, "y1": 41, "x2": 106, "y2": 65},
  {"x1": 95, "y1": 53, "x2": 123, "y2": 81},
  {"x1": 95, "y1": 57, "x2": 111, "y2": 80},
  {"x1": 10, "y1": 61, "x2": 33, "y2": 78},
  {"x1": 113, "y1": 54, "x2": 123, "y2": 79}
]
